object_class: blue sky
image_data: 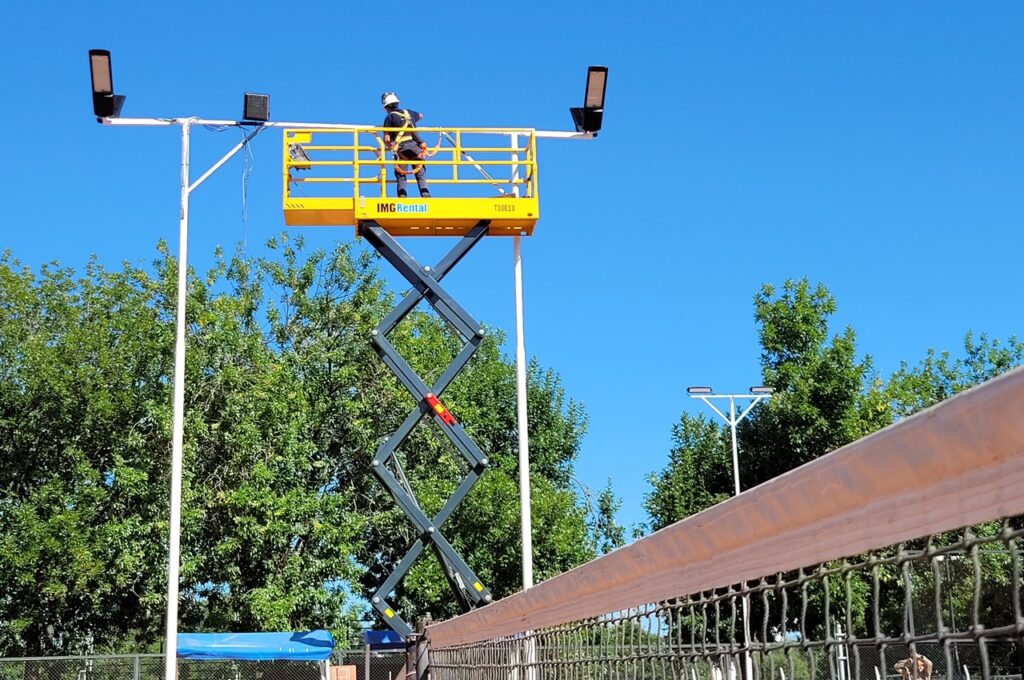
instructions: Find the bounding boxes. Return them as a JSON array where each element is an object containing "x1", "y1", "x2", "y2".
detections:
[{"x1": 2, "y1": 1, "x2": 1022, "y2": 534}]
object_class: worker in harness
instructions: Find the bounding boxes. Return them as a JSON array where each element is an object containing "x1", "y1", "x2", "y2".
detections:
[
  {"x1": 895, "y1": 654, "x2": 933, "y2": 680},
  {"x1": 381, "y1": 92, "x2": 431, "y2": 198}
]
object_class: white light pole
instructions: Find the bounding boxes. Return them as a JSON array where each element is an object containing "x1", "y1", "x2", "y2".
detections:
[
  {"x1": 103, "y1": 116, "x2": 269, "y2": 680},
  {"x1": 506, "y1": 67, "x2": 606, "y2": 680},
  {"x1": 687, "y1": 385, "x2": 774, "y2": 680},
  {"x1": 90, "y1": 51, "x2": 372, "y2": 679},
  {"x1": 510, "y1": 65, "x2": 607, "y2": 594}
]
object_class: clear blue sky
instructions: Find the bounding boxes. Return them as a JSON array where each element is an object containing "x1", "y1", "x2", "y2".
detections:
[{"x1": 2, "y1": 1, "x2": 1022, "y2": 534}]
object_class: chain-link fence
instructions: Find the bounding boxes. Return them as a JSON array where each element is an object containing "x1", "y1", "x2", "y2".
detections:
[
  {"x1": 0, "y1": 655, "x2": 165, "y2": 680},
  {"x1": 332, "y1": 650, "x2": 406, "y2": 680},
  {"x1": 0, "y1": 651, "x2": 408, "y2": 680},
  {"x1": 429, "y1": 523, "x2": 1024, "y2": 680}
]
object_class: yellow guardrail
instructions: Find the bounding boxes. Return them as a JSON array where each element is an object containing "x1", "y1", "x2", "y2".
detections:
[
  {"x1": 281, "y1": 127, "x2": 540, "y2": 236},
  {"x1": 283, "y1": 127, "x2": 538, "y2": 200}
]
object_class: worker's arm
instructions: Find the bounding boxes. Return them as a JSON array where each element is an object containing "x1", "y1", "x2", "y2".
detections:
[{"x1": 382, "y1": 113, "x2": 394, "y2": 148}]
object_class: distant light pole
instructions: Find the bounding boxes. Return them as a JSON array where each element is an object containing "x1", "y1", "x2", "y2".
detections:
[
  {"x1": 686, "y1": 386, "x2": 773, "y2": 498},
  {"x1": 687, "y1": 385, "x2": 774, "y2": 680}
]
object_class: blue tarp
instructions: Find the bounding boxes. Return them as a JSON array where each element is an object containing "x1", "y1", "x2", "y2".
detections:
[
  {"x1": 363, "y1": 630, "x2": 405, "y2": 650},
  {"x1": 177, "y1": 631, "x2": 335, "y2": 661}
]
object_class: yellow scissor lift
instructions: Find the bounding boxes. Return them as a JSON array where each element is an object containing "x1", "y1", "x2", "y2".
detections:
[
  {"x1": 282, "y1": 126, "x2": 539, "y2": 236},
  {"x1": 282, "y1": 125, "x2": 541, "y2": 637}
]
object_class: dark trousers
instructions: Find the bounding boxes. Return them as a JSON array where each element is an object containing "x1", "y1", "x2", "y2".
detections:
[{"x1": 394, "y1": 143, "x2": 429, "y2": 196}]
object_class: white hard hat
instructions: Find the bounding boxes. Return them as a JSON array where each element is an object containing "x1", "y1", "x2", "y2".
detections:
[{"x1": 382, "y1": 92, "x2": 400, "y2": 106}]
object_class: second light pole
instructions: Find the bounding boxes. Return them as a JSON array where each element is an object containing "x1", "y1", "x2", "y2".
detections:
[
  {"x1": 687, "y1": 384, "x2": 774, "y2": 680},
  {"x1": 686, "y1": 385, "x2": 773, "y2": 498}
]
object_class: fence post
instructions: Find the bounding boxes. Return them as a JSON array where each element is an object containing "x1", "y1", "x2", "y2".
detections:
[
  {"x1": 406, "y1": 632, "x2": 418, "y2": 680},
  {"x1": 414, "y1": 616, "x2": 431, "y2": 680},
  {"x1": 133, "y1": 655, "x2": 141, "y2": 680}
]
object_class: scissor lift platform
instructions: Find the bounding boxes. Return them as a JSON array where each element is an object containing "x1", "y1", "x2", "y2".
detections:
[{"x1": 282, "y1": 127, "x2": 539, "y2": 236}]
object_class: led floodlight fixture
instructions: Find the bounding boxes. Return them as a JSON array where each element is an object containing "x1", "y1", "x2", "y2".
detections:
[
  {"x1": 570, "y1": 65, "x2": 608, "y2": 134},
  {"x1": 584, "y1": 65, "x2": 608, "y2": 109},
  {"x1": 243, "y1": 93, "x2": 270, "y2": 122},
  {"x1": 89, "y1": 49, "x2": 125, "y2": 119}
]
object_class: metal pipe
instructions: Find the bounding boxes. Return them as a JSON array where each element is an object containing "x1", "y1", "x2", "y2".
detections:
[
  {"x1": 163, "y1": 118, "x2": 191, "y2": 680},
  {"x1": 514, "y1": 235, "x2": 533, "y2": 590}
]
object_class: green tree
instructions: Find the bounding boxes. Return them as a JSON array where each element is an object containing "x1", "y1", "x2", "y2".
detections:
[
  {"x1": 886, "y1": 331, "x2": 1024, "y2": 417},
  {"x1": 646, "y1": 277, "x2": 1024, "y2": 646},
  {"x1": 644, "y1": 414, "x2": 731, "y2": 532},
  {"x1": 0, "y1": 235, "x2": 604, "y2": 653},
  {"x1": 589, "y1": 479, "x2": 626, "y2": 555},
  {"x1": 645, "y1": 279, "x2": 890, "y2": 640},
  {"x1": 738, "y1": 279, "x2": 890, "y2": 490},
  {"x1": 0, "y1": 253, "x2": 173, "y2": 654},
  {"x1": 175, "y1": 241, "x2": 370, "y2": 639},
  {"x1": 646, "y1": 279, "x2": 889, "y2": 532}
]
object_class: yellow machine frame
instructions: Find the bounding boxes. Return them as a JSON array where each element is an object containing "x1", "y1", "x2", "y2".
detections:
[{"x1": 282, "y1": 127, "x2": 539, "y2": 236}]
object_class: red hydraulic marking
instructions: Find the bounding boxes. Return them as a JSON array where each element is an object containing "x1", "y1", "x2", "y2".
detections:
[{"x1": 425, "y1": 393, "x2": 458, "y2": 426}]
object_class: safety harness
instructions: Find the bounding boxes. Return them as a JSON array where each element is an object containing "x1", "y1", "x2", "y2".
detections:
[{"x1": 387, "y1": 109, "x2": 442, "y2": 176}]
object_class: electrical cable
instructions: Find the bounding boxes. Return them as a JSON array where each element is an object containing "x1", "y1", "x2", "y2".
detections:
[{"x1": 240, "y1": 127, "x2": 255, "y2": 251}]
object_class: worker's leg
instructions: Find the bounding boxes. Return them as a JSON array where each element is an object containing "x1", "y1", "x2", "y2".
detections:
[
  {"x1": 399, "y1": 145, "x2": 429, "y2": 197},
  {"x1": 394, "y1": 162, "x2": 408, "y2": 198},
  {"x1": 414, "y1": 162, "x2": 429, "y2": 197}
]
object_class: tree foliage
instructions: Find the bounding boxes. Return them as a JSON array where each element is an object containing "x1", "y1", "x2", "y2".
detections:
[
  {"x1": 643, "y1": 414, "x2": 731, "y2": 531},
  {"x1": 645, "y1": 277, "x2": 1023, "y2": 643},
  {"x1": 886, "y1": 331, "x2": 1024, "y2": 417},
  {"x1": 0, "y1": 236, "x2": 599, "y2": 655},
  {"x1": 588, "y1": 479, "x2": 626, "y2": 555},
  {"x1": 738, "y1": 279, "x2": 891, "y2": 490}
]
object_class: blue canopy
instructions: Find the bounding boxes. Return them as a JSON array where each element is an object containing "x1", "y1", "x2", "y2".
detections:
[{"x1": 177, "y1": 631, "x2": 335, "y2": 661}]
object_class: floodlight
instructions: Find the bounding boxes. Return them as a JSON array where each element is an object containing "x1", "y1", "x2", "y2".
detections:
[
  {"x1": 88, "y1": 49, "x2": 125, "y2": 119},
  {"x1": 749, "y1": 386, "x2": 774, "y2": 395},
  {"x1": 584, "y1": 66, "x2": 608, "y2": 109},
  {"x1": 243, "y1": 93, "x2": 270, "y2": 122},
  {"x1": 687, "y1": 386, "x2": 713, "y2": 395},
  {"x1": 569, "y1": 65, "x2": 608, "y2": 133}
]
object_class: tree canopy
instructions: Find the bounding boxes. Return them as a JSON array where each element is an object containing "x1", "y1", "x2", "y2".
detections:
[
  {"x1": 646, "y1": 277, "x2": 1022, "y2": 531},
  {"x1": 0, "y1": 237, "x2": 604, "y2": 655},
  {"x1": 645, "y1": 277, "x2": 1022, "y2": 641}
]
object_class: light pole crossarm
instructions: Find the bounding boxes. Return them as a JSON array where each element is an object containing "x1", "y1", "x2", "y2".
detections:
[
  {"x1": 531, "y1": 130, "x2": 595, "y2": 139},
  {"x1": 694, "y1": 396, "x2": 732, "y2": 425},
  {"x1": 100, "y1": 116, "x2": 370, "y2": 130},
  {"x1": 736, "y1": 395, "x2": 768, "y2": 423},
  {"x1": 690, "y1": 394, "x2": 770, "y2": 427},
  {"x1": 101, "y1": 116, "x2": 595, "y2": 138}
]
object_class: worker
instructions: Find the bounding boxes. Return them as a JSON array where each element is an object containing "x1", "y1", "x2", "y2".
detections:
[
  {"x1": 894, "y1": 653, "x2": 933, "y2": 680},
  {"x1": 381, "y1": 92, "x2": 430, "y2": 198}
]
